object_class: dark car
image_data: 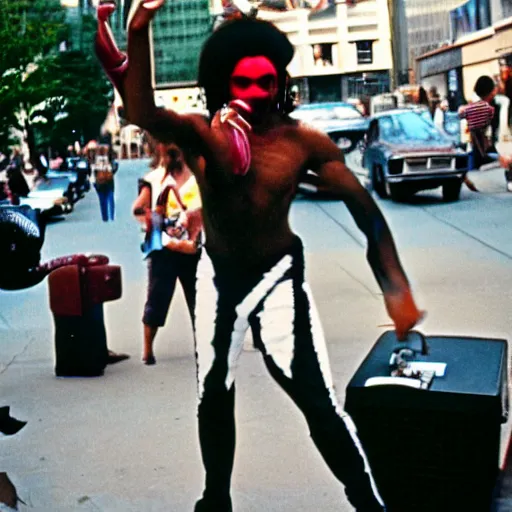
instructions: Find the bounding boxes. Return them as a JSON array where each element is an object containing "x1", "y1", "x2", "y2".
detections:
[
  {"x1": 290, "y1": 102, "x2": 369, "y2": 195},
  {"x1": 363, "y1": 109, "x2": 469, "y2": 202},
  {"x1": 45, "y1": 157, "x2": 92, "y2": 200},
  {"x1": 291, "y1": 102, "x2": 369, "y2": 152}
]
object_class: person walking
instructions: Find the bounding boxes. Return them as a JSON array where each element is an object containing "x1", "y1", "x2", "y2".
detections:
[{"x1": 92, "y1": 144, "x2": 116, "y2": 222}]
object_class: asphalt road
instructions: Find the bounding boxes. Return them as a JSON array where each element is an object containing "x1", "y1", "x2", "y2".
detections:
[{"x1": 1, "y1": 158, "x2": 511, "y2": 511}]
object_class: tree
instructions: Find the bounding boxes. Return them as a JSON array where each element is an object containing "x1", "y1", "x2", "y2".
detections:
[
  {"x1": 33, "y1": 45, "x2": 113, "y2": 153},
  {"x1": 0, "y1": 0, "x2": 67, "y2": 157},
  {"x1": 0, "y1": 1, "x2": 112, "y2": 160}
]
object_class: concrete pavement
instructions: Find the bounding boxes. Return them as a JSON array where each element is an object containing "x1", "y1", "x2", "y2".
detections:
[{"x1": 1, "y1": 157, "x2": 512, "y2": 511}]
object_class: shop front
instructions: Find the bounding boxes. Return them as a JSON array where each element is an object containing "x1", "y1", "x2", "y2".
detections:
[
  {"x1": 494, "y1": 18, "x2": 512, "y2": 65},
  {"x1": 417, "y1": 46, "x2": 464, "y2": 109},
  {"x1": 460, "y1": 29, "x2": 501, "y2": 99},
  {"x1": 292, "y1": 70, "x2": 391, "y2": 104}
]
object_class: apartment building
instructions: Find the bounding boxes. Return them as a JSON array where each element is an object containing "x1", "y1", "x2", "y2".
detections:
[
  {"x1": 405, "y1": 0, "x2": 461, "y2": 76},
  {"x1": 151, "y1": 0, "x2": 212, "y2": 86},
  {"x1": 252, "y1": 0, "x2": 394, "y2": 103},
  {"x1": 416, "y1": 0, "x2": 511, "y2": 104},
  {"x1": 405, "y1": 0, "x2": 504, "y2": 77}
]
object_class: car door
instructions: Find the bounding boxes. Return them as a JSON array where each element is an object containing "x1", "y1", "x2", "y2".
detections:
[{"x1": 362, "y1": 119, "x2": 379, "y2": 170}]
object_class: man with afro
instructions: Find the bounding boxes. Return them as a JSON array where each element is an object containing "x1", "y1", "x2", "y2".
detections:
[{"x1": 96, "y1": 2, "x2": 424, "y2": 510}]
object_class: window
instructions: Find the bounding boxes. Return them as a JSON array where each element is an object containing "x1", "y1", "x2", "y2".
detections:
[
  {"x1": 356, "y1": 40, "x2": 373, "y2": 64},
  {"x1": 312, "y1": 43, "x2": 333, "y2": 67}
]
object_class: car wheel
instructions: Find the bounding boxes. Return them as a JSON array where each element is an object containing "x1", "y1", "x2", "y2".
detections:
[
  {"x1": 389, "y1": 183, "x2": 411, "y2": 202},
  {"x1": 442, "y1": 179, "x2": 462, "y2": 202},
  {"x1": 372, "y1": 165, "x2": 388, "y2": 199}
]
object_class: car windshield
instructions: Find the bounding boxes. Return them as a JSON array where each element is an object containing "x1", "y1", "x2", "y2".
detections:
[
  {"x1": 291, "y1": 105, "x2": 362, "y2": 122},
  {"x1": 379, "y1": 112, "x2": 447, "y2": 143}
]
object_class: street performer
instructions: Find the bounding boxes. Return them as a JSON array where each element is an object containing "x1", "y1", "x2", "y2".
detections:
[{"x1": 96, "y1": 2, "x2": 424, "y2": 511}]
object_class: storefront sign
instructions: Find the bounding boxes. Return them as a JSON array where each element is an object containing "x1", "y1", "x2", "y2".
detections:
[{"x1": 419, "y1": 48, "x2": 462, "y2": 79}]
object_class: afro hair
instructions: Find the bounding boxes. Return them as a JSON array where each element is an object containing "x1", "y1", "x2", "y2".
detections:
[{"x1": 198, "y1": 18, "x2": 294, "y2": 114}]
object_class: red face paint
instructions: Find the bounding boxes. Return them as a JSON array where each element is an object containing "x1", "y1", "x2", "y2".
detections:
[{"x1": 229, "y1": 56, "x2": 278, "y2": 113}]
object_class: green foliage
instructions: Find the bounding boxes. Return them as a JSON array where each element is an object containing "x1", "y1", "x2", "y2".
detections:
[
  {"x1": 35, "y1": 45, "x2": 113, "y2": 153},
  {"x1": 0, "y1": 2, "x2": 112, "y2": 157},
  {"x1": 0, "y1": 0, "x2": 67, "y2": 75}
]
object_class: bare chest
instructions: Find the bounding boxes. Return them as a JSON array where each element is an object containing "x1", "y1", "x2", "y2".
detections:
[{"x1": 203, "y1": 130, "x2": 306, "y2": 194}]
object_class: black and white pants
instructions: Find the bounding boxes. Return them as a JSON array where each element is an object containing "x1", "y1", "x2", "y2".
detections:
[{"x1": 193, "y1": 237, "x2": 385, "y2": 511}]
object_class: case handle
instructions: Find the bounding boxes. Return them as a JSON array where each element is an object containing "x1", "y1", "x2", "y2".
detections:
[{"x1": 393, "y1": 330, "x2": 429, "y2": 357}]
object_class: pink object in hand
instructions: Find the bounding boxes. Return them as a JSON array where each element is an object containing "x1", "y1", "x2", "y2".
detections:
[{"x1": 221, "y1": 100, "x2": 252, "y2": 176}]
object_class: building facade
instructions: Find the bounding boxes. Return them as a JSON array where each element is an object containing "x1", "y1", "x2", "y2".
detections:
[
  {"x1": 405, "y1": 0, "x2": 470, "y2": 78},
  {"x1": 253, "y1": 0, "x2": 394, "y2": 103},
  {"x1": 150, "y1": 0, "x2": 212, "y2": 87},
  {"x1": 417, "y1": 14, "x2": 512, "y2": 103}
]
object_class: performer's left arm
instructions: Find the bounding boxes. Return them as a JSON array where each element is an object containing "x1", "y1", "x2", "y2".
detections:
[{"x1": 305, "y1": 129, "x2": 424, "y2": 339}]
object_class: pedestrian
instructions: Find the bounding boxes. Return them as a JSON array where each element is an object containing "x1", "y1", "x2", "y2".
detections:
[
  {"x1": 132, "y1": 142, "x2": 203, "y2": 365},
  {"x1": 499, "y1": 61, "x2": 512, "y2": 129},
  {"x1": 427, "y1": 86, "x2": 441, "y2": 121},
  {"x1": 97, "y1": 5, "x2": 423, "y2": 511},
  {"x1": 459, "y1": 75, "x2": 512, "y2": 191},
  {"x1": 494, "y1": 72, "x2": 511, "y2": 141},
  {"x1": 91, "y1": 144, "x2": 116, "y2": 222},
  {"x1": 459, "y1": 76, "x2": 498, "y2": 165}
]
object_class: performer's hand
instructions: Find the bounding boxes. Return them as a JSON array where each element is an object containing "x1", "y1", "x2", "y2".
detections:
[
  {"x1": 384, "y1": 288, "x2": 425, "y2": 341},
  {"x1": 97, "y1": 1, "x2": 116, "y2": 21},
  {"x1": 130, "y1": 0, "x2": 166, "y2": 31},
  {"x1": 211, "y1": 100, "x2": 253, "y2": 175}
]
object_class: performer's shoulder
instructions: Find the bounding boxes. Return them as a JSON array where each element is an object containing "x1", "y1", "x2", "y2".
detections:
[{"x1": 183, "y1": 112, "x2": 211, "y2": 128}]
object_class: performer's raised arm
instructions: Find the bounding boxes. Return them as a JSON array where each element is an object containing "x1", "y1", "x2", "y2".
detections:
[{"x1": 95, "y1": 1, "x2": 211, "y2": 153}]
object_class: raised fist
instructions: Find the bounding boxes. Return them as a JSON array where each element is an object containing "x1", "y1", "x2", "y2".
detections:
[
  {"x1": 130, "y1": 0, "x2": 166, "y2": 31},
  {"x1": 97, "y1": 1, "x2": 117, "y2": 22}
]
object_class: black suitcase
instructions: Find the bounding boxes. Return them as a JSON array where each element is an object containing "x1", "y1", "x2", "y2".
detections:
[
  {"x1": 53, "y1": 303, "x2": 108, "y2": 377},
  {"x1": 345, "y1": 331, "x2": 509, "y2": 512}
]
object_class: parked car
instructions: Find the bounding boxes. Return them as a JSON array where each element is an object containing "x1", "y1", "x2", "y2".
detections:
[
  {"x1": 291, "y1": 102, "x2": 369, "y2": 152},
  {"x1": 19, "y1": 176, "x2": 74, "y2": 216},
  {"x1": 363, "y1": 109, "x2": 469, "y2": 202},
  {"x1": 290, "y1": 102, "x2": 369, "y2": 196}
]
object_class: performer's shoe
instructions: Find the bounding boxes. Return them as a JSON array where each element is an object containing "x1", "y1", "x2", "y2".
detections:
[
  {"x1": 194, "y1": 498, "x2": 232, "y2": 512},
  {"x1": 106, "y1": 350, "x2": 130, "y2": 365}
]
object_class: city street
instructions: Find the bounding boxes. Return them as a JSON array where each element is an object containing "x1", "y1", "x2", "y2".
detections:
[{"x1": 1, "y1": 157, "x2": 512, "y2": 511}]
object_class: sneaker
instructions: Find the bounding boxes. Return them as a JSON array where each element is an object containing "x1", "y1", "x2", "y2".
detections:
[{"x1": 507, "y1": 181, "x2": 512, "y2": 193}]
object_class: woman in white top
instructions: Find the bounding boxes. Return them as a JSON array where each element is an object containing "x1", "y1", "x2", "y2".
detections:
[{"x1": 132, "y1": 142, "x2": 203, "y2": 365}]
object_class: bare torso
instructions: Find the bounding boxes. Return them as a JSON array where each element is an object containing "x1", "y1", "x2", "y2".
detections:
[{"x1": 190, "y1": 118, "x2": 309, "y2": 268}]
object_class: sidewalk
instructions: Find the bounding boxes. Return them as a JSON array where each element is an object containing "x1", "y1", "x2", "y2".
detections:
[{"x1": 1, "y1": 158, "x2": 512, "y2": 512}]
